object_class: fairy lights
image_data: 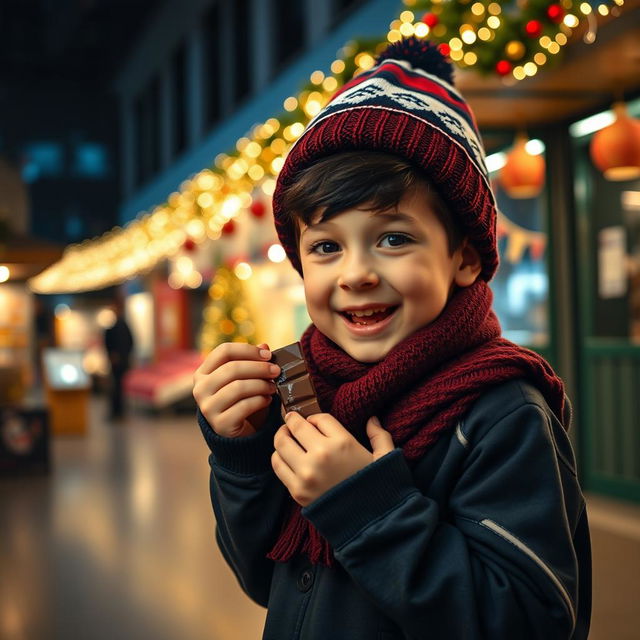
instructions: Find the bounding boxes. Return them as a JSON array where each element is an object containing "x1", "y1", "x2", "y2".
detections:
[
  {"x1": 406, "y1": 0, "x2": 624, "y2": 79},
  {"x1": 29, "y1": 2, "x2": 627, "y2": 294}
]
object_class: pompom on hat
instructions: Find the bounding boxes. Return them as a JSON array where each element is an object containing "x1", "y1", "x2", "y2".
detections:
[{"x1": 272, "y1": 37, "x2": 499, "y2": 281}]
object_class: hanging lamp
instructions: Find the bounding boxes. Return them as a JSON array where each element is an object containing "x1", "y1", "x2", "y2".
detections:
[
  {"x1": 590, "y1": 102, "x2": 640, "y2": 181},
  {"x1": 499, "y1": 133, "x2": 546, "y2": 198}
]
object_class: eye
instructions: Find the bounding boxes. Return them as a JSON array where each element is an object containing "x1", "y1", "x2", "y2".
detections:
[
  {"x1": 308, "y1": 240, "x2": 341, "y2": 255},
  {"x1": 379, "y1": 233, "x2": 412, "y2": 248}
]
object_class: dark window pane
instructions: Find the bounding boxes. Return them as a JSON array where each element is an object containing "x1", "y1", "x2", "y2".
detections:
[
  {"x1": 273, "y1": 0, "x2": 304, "y2": 73},
  {"x1": 333, "y1": 0, "x2": 364, "y2": 14},
  {"x1": 22, "y1": 142, "x2": 64, "y2": 181},
  {"x1": 331, "y1": 0, "x2": 365, "y2": 28},
  {"x1": 203, "y1": 2, "x2": 222, "y2": 127},
  {"x1": 149, "y1": 76, "x2": 161, "y2": 175},
  {"x1": 230, "y1": 0, "x2": 251, "y2": 105},
  {"x1": 134, "y1": 92, "x2": 147, "y2": 185},
  {"x1": 134, "y1": 75, "x2": 161, "y2": 187},
  {"x1": 73, "y1": 142, "x2": 109, "y2": 178},
  {"x1": 172, "y1": 43, "x2": 187, "y2": 157}
]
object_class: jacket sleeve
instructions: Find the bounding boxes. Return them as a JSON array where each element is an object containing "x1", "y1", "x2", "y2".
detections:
[
  {"x1": 198, "y1": 399, "x2": 289, "y2": 607},
  {"x1": 303, "y1": 399, "x2": 586, "y2": 639}
]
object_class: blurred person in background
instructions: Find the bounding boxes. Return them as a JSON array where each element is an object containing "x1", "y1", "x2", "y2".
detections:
[
  {"x1": 33, "y1": 296, "x2": 54, "y2": 386},
  {"x1": 104, "y1": 295, "x2": 133, "y2": 420}
]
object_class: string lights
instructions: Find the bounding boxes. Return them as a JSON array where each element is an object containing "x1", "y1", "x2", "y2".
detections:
[
  {"x1": 401, "y1": 0, "x2": 624, "y2": 80},
  {"x1": 28, "y1": 2, "x2": 627, "y2": 293},
  {"x1": 29, "y1": 37, "x2": 383, "y2": 294}
]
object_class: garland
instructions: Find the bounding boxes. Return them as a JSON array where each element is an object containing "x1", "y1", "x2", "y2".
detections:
[{"x1": 403, "y1": 0, "x2": 624, "y2": 79}]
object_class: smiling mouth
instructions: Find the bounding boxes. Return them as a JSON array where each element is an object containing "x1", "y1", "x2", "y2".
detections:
[{"x1": 341, "y1": 306, "x2": 399, "y2": 326}]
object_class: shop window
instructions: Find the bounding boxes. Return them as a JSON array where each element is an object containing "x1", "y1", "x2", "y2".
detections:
[
  {"x1": 65, "y1": 213, "x2": 83, "y2": 240},
  {"x1": 331, "y1": 0, "x2": 366, "y2": 24},
  {"x1": 134, "y1": 76, "x2": 161, "y2": 187},
  {"x1": 273, "y1": 0, "x2": 305, "y2": 73},
  {"x1": 576, "y1": 149, "x2": 640, "y2": 340},
  {"x1": 488, "y1": 147, "x2": 550, "y2": 348},
  {"x1": 571, "y1": 98, "x2": 640, "y2": 342},
  {"x1": 73, "y1": 142, "x2": 109, "y2": 178},
  {"x1": 230, "y1": 0, "x2": 252, "y2": 106},
  {"x1": 171, "y1": 43, "x2": 188, "y2": 158},
  {"x1": 22, "y1": 142, "x2": 63, "y2": 182},
  {"x1": 203, "y1": 1, "x2": 222, "y2": 128}
]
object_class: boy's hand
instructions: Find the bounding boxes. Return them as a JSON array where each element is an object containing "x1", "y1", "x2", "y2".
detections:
[
  {"x1": 271, "y1": 412, "x2": 394, "y2": 507},
  {"x1": 193, "y1": 342, "x2": 280, "y2": 438}
]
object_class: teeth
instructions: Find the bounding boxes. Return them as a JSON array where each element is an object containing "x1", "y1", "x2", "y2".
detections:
[{"x1": 349, "y1": 307, "x2": 388, "y2": 317}]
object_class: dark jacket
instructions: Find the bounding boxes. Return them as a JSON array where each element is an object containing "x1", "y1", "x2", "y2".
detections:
[
  {"x1": 104, "y1": 317, "x2": 133, "y2": 373},
  {"x1": 198, "y1": 379, "x2": 591, "y2": 639}
]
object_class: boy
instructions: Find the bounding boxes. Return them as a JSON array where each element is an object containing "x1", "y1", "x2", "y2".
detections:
[{"x1": 193, "y1": 38, "x2": 590, "y2": 639}]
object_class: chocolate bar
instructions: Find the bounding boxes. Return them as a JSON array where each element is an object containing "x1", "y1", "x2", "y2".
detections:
[{"x1": 271, "y1": 342, "x2": 321, "y2": 418}]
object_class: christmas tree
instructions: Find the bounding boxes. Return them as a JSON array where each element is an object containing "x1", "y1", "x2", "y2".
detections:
[{"x1": 199, "y1": 264, "x2": 257, "y2": 353}]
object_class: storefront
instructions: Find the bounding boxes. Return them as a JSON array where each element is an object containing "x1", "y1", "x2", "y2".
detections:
[{"x1": 571, "y1": 98, "x2": 640, "y2": 501}]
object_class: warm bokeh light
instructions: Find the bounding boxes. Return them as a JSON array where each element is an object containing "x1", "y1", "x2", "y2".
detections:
[
  {"x1": 283, "y1": 96, "x2": 297, "y2": 111},
  {"x1": 234, "y1": 262, "x2": 253, "y2": 280},
  {"x1": 28, "y1": 1, "x2": 627, "y2": 295},
  {"x1": 267, "y1": 244, "x2": 286, "y2": 263},
  {"x1": 96, "y1": 308, "x2": 117, "y2": 329}
]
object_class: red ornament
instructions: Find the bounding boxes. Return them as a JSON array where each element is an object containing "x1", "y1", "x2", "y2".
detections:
[
  {"x1": 422, "y1": 13, "x2": 439, "y2": 28},
  {"x1": 546, "y1": 4, "x2": 564, "y2": 23},
  {"x1": 183, "y1": 238, "x2": 196, "y2": 253},
  {"x1": 221, "y1": 220, "x2": 236, "y2": 235},
  {"x1": 496, "y1": 60, "x2": 513, "y2": 76},
  {"x1": 250, "y1": 200, "x2": 266, "y2": 219},
  {"x1": 438, "y1": 42, "x2": 451, "y2": 57},
  {"x1": 525, "y1": 20, "x2": 543, "y2": 37}
]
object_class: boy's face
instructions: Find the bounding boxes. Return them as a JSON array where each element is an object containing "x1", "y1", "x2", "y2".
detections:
[{"x1": 298, "y1": 185, "x2": 481, "y2": 363}]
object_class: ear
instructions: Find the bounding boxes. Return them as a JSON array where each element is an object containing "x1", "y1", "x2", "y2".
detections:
[{"x1": 453, "y1": 239, "x2": 482, "y2": 287}]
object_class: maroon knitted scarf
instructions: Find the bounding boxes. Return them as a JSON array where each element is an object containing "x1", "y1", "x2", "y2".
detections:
[{"x1": 267, "y1": 280, "x2": 566, "y2": 566}]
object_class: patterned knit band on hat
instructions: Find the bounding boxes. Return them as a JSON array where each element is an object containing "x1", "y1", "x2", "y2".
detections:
[{"x1": 272, "y1": 36, "x2": 499, "y2": 282}]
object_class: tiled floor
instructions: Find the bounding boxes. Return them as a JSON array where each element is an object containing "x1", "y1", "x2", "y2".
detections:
[
  {"x1": 584, "y1": 493, "x2": 640, "y2": 640},
  {"x1": 1, "y1": 396, "x2": 639, "y2": 639},
  {"x1": 1, "y1": 398, "x2": 266, "y2": 640}
]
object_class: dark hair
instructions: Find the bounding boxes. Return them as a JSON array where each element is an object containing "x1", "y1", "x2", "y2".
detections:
[{"x1": 280, "y1": 151, "x2": 463, "y2": 254}]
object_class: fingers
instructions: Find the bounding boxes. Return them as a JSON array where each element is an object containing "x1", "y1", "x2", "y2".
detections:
[
  {"x1": 283, "y1": 411, "x2": 325, "y2": 450},
  {"x1": 366, "y1": 416, "x2": 395, "y2": 460},
  {"x1": 213, "y1": 394, "x2": 274, "y2": 437},
  {"x1": 199, "y1": 377, "x2": 276, "y2": 417},
  {"x1": 197, "y1": 359, "x2": 280, "y2": 398},
  {"x1": 193, "y1": 345, "x2": 280, "y2": 410},
  {"x1": 271, "y1": 450, "x2": 298, "y2": 499},
  {"x1": 196, "y1": 342, "x2": 273, "y2": 376},
  {"x1": 305, "y1": 412, "x2": 346, "y2": 437},
  {"x1": 272, "y1": 425, "x2": 314, "y2": 507},
  {"x1": 274, "y1": 424, "x2": 307, "y2": 463},
  {"x1": 193, "y1": 342, "x2": 282, "y2": 437}
]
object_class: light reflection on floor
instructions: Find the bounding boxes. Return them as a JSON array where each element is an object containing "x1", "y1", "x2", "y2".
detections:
[{"x1": 0, "y1": 397, "x2": 266, "y2": 640}]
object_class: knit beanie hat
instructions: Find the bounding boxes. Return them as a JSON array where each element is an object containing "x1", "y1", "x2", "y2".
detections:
[{"x1": 272, "y1": 36, "x2": 499, "y2": 282}]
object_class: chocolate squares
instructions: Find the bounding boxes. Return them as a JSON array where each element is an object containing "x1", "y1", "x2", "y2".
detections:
[{"x1": 271, "y1": 342, "x2": 321, "y2": 418}]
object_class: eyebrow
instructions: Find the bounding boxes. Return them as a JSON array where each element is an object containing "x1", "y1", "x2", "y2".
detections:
[
  {"x1": 300, "y1": 210, "x2": 417, "y2": 236},
  {"x1": 371, "y1": 211, "x2": 417, "y2": 224}
]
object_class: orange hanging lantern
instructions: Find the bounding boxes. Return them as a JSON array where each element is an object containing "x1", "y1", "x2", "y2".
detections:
[
  {"x1": 590, "y1": 102, "x2": 640, "y2": 181},
  {"x1": 499, "y1": 133, "x2": 546, "y2": 198}
]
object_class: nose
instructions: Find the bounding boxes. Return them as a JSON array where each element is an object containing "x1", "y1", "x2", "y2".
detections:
[{"x1": 337, "y1": 253, "x2": 380, "y2": 290}]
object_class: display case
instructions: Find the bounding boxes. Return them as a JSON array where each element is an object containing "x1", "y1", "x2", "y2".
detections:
[
  {"x1": 0, "y1": 284, "x2": 32, "y2": 405},
  {"x1": 42, "y1": 348, "x2": 90, "y2": 435}
]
